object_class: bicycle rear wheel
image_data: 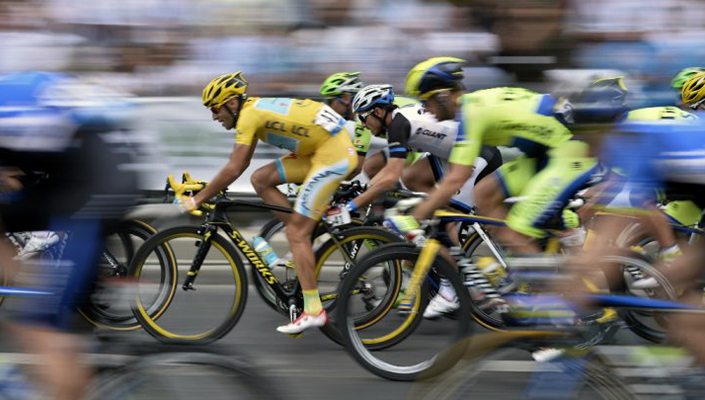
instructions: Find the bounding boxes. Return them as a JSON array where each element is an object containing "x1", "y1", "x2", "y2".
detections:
[
  {"x1": 80, "y1": 219, "x2": 174, "y2": 331},
  {"x1": 129, "y1": 226, "x2": 248, "y2": 344},
  {"x1": 86, "y1": 352, "x2": 283, "y2": 400},
  {"x1": 337, "y1": 243, "x2": 472, "y2": 381}
]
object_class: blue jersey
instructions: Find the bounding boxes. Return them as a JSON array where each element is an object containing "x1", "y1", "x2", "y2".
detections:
[
  {"x1": 601, "y1": 116, "x2": 705, "y2": 195},
  {"x1": 0, "y1": 71, "x2": 132, "y2": 153}
]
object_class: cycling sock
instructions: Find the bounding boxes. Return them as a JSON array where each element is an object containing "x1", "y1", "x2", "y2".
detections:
[
  {"x1": 303, "y1": 289, "x2": 323, "y2": 315},
  {"x1": 438, "y1": 278, "x2": 457, "y2": 301}
]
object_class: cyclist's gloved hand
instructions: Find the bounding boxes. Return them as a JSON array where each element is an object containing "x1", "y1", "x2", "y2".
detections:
[
  {"x1": 174, "y1": 196, "x2": 197, "y2": 213},
  {"x1": 384, "y1": 214, "x2": 421, "y2": 236}
]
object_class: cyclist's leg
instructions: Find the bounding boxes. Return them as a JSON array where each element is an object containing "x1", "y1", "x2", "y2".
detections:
[
  {"x1": 474, "y1": 156, "x2": 536, "y2": 221},
  {"x1": 278, "y1": 135, "x2": 356, "y2": 333},
  {"x1": 253, "y1": 153, "x2": 312, "y2": 223},
  {"x1": 451, "y1": 146, "x2": 503, "y2": 213},
  {"x1": 401, "y1": 154, "x2": 436, "y2": 193},
  {"x1": 4, "y1": 217, "x2": 103, "y2": 400},
  {"x1": 362, "y1": 150, "x2": 386, "y2": 180},
  {"x1": 505, "y1": 143, "x2": 597, "y2": 252}
]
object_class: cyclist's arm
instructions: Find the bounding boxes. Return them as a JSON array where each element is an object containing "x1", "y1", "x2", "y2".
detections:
[
  {"x1": 411, "y1": 161, "x2": 474, "y2": 221},
  {"x1": 348, "y1": 154, "x2": 366, "y2": 179},
  {"x1": 194, "y1": 139, "x2": 258, "y2": 206},
  {"x1": 353, "y1": 157, "x2": 405, "y2": 208},
  {"x1": 349, "y1": 114, "x2": 410, "y2": 209},
  {"x1": 351, "y1": 123, "x2": 371, "y2": 177}
]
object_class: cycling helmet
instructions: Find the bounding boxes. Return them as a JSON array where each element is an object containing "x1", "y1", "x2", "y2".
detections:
[
  {"x1": 202, "y1": 72, "x2": 248, "y2": 108},
  {"x1": 320, "y1": 72, "x2": 363, "y2": 97},
  {"x1": 572, "y1": 77, "x2": 629, "y2": 123},
  {"x1": 681, "y1": 72, "x2": 705, "y2": 109},
  {"x1": 404, "y1": 57, "x2": 465, "y2": 100},
  {"x1": 352, "y1": 84, "x2": 395, "y2": 113},
  {"x1": 671, "y1": 67, "x2": 705, "y2": 90}
]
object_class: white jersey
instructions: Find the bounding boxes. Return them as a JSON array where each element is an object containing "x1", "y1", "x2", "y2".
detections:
[{"x1": 388, "y1": 104, "x2": 459, "y2": 161}]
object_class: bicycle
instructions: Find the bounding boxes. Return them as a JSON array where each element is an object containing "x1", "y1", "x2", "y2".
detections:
[
  {"x1": 127, "y1": 175, "x2": 403, "y2": 345},
  {"x1": 335, "y1": 201, "x2": 679, "y2": 380},
  {"x1": 407, "y1": 269, "x2": 705, "y2": 399},
  {"x1": 2, "y1": 220, "x2": 172, "y2": 332}
]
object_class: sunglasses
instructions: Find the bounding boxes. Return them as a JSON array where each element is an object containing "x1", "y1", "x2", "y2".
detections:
[
  {"x1": 690, "y1": 99, "x2": 705, "y2": 111},
  {"x1": 358, "y1": 109, "x2": 375, "y2": 124},
  {"x1": 210, "y1": 106, "x2": 221, "y2": 114}
]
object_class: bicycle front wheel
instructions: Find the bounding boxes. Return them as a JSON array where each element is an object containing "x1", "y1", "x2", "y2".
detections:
[
  {"x1": 337, "y1": 243, "x2": 472, "y2": 381},
  {"x1": 129, "y1": 226, "x2": 248, "y2": 344},
  {"x1": 410, "y1": 334, "x2": 635, "y2": 400},
  {"x1": 85, "y1": 352, "x2": 283, "y2": 400}
]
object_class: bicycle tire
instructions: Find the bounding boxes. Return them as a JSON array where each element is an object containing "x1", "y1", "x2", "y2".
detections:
[
  {"x1": 312, "y1": 227, "x2": 405, "y2": 345},
  {"x1": 337, "y1": 243, "x2": 472, "y2": 381},
  {"x1": 609, "y1": 253, "x2": 677, "y2": 344},
  {"x1": 253, "y1": 217, "x2": 363, "y2": 313},
  {"x1": 85, "y1": 352, "x2": 284, "y2": 400},
  {"x1": 129, "y1": 226, "x2": 248, "y2": 344},
  {"x1": 410, "y1": 333, "x2": 636, "y2": 400},
  {"x1": 80, "y1": 219, "x2": 176, "y2": 331}
]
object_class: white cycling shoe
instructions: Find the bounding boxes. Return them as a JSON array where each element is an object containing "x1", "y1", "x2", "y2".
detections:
[
  {"x1": 423, "y1": 294, "x2": 459, "y2": 319},
  {"x1": 276, "y1": 310, "x2": 328, "y2": 335},
  {"x1": 631, "y1": 277, "x2": 659, "y2": 289}
]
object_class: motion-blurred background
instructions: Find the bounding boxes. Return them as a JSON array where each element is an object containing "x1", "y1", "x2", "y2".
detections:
[{"x1": 2, "y1": 0, "x2": 703, "y2": 190}]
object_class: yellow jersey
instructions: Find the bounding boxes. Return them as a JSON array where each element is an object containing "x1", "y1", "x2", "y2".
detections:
[{"x1": 235, "y1": 97, "x2": 348, "y2": 155}]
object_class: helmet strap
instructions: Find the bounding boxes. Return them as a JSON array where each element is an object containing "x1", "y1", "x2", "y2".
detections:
[
  {"x1": 224, "y1": 95, "x2": 247, "y2": 125},
  {"x1": 333, "y1": 96, "x2": 352, "y2": 120},
  {"x1": 433, "y1": 91, "x2": 454, "y2": 120}
]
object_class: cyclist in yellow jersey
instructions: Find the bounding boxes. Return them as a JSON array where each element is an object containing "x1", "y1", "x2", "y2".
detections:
[{"x1": 182, "y1": 72, "x2": 357, "y2": 334}]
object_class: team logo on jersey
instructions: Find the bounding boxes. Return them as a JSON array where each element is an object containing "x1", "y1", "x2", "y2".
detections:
[
  {"x1": 265, "y1": 120, "x2": 310, "y2": 137},
  {"x1": 347, "y1": 147, "x2": 355, "y2": 155},
  {"x1": 414, "y1": 127, "x2": 447, "y2": 140}
]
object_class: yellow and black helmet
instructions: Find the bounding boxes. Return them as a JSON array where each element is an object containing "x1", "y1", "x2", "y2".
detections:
[
  {"x1": 681, "y1": 72, "x2": 705, "y2": 109},
  {"x1": 203, "y1": 72, "x2": 248, "y2": 108},
  {"x1": 404, "y1": 57, "x2": 465, "y2": 100}
]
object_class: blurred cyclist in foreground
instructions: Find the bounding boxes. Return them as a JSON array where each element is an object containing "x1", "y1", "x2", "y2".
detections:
[{"x1": 0, "y1": 71, "x2": 138, "y2": 399}]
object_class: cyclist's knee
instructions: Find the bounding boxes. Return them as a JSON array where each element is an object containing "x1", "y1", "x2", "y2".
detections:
[
  {"x1": 250, "y1": 165, "x2": 279, "y2": 194},
  {"x1": 474, "y1": 175, "x2": 503, "y2": 213},
  {"x1": 285, "y1": 214, "x2": 314, "y2": 244},
  {"x1": 363, "y1": 154, "x2": 385, "y2": 179}
]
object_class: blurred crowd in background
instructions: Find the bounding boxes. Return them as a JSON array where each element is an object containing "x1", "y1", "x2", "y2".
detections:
[
  {"x1": 2, "y1": 0, "x2": 705, "y2": 189},
  {"x1": 3, "y1": 0, "x2": 705, "y2": 103}
]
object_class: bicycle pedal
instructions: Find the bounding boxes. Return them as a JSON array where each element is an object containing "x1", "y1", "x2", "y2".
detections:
[{"x1": 286, "y1": 333, "x2": 303, "y2": 339}]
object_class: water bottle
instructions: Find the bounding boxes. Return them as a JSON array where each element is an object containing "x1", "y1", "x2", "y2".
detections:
[{"x1": 252, "y1": 237, "x2": 280, "y2": 268}]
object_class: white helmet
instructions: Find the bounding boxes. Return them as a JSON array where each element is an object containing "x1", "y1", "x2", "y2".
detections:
[{"x1": 352, "y1": 84, "x2": 395, "y2": 113}]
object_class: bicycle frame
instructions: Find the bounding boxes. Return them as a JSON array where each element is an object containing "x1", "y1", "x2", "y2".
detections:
[{"x1": 183, "y1": 198, "x2": 370, "y2": 317}]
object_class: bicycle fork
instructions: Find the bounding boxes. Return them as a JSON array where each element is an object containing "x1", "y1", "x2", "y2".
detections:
[
  {"x1": 398, "y1": 239, "x2": 441, "y2": 311},
  {"x1": 182, "y1": 225, "x2": 216, "y2": 291}
]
